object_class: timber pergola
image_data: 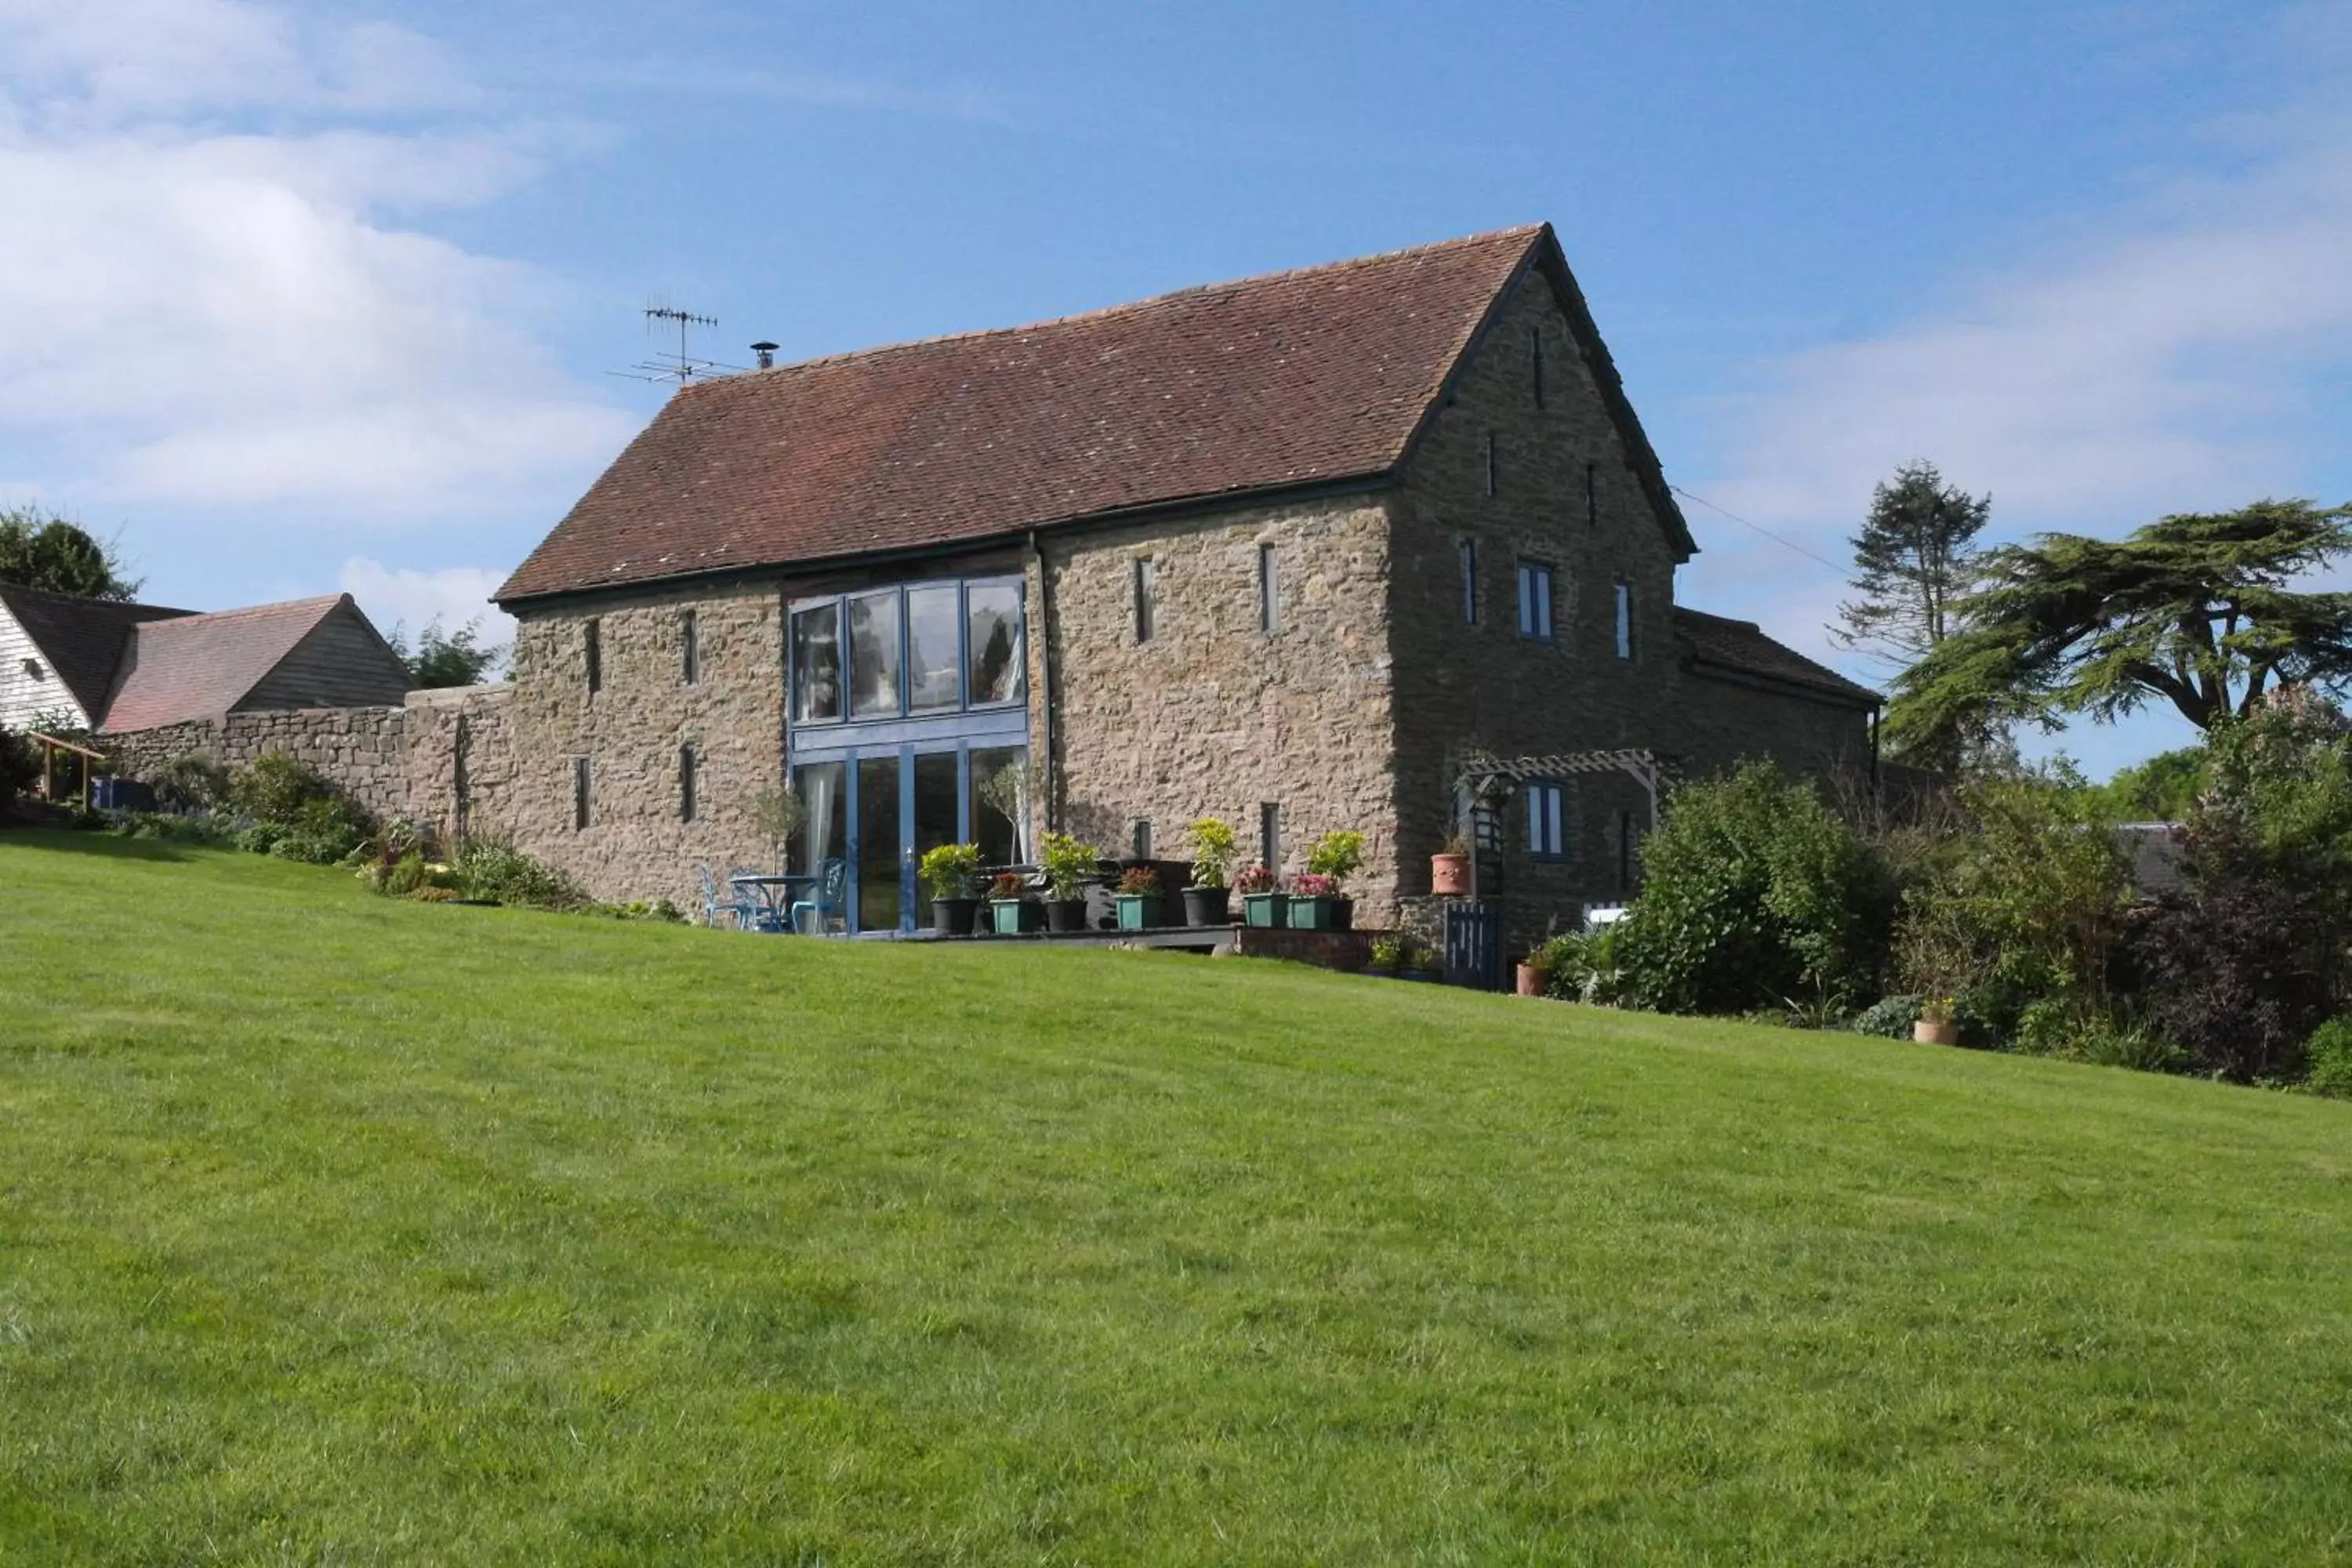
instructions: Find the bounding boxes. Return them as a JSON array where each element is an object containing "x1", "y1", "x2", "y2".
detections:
[
  {"x1": 1454, "y1": 747, "x2": 1664, "y2": 828},
  {"x1": 29, "y1": 731, "x2": 109, "y2": 811}
]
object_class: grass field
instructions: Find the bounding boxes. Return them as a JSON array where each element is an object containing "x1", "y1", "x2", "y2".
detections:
[{"x1": 2, "y1": 829, "x2": 2349, "y2": 1563}]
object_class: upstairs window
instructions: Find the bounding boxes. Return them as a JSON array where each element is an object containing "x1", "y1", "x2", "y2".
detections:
[
  {"x1": 1459, "y1": 538, "x2": 1479, "y2": 626},
  {"x1": 848, "y1": 591, "x2": 902, "y2": 719},
  {"x1": 1526, "y1": 780, "x2": 1566, "y2": 861},
  {"x1": 790, "y1": 601, "x2": 841, "y2": 722},
  {"x1": 1483, "y1": 433, "x2": 1498, "y2": 497},
  {"x1": 1614, "y1": 578, "x2": 1635, "y2": 660},
  {"x1": 681, "y1": 609, "x2": 699, "y2": 685},
  {"x1": 966, "y1": 582, "x2": 1025, "y2": 706},
  {"x1": 790, "y1": 576, "x2": 1025, "y2": 725},
  {"x1": 1532, "y1": 328, "x2": 1545, "y2": 409},
  {"x1": 572, "y1": 755, "x2": 592, "y2": 831},
  {"x1": 1134, "y1": 557, "x2": 1156, "y2": 644},
  {"x1": 1517, "y1": 561, "x2": 1555, "y2": 641},
  {"x1": 1258, "y1": 543, "x2": 1279, "y2": 633},
  {"x1": 678, "y1": 743, "x2": 697, "y2": 822},
  {"x1": 584, "y1": 618, "x2": 601, "y2": 695},
  {"x1": 905, "y1": 584, "x2": 960, "y2": 712}
]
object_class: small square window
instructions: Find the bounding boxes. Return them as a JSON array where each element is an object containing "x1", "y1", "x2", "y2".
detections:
[
  {"x1": 1526, "y1": 781, "x2": 1566, "y2": 861},
  {"x1": 1614, "y1": 578, "x2": 1635, "y2": 660},
  {"x1": 1517, "y1": 562, "x2": 1555, "y2": 641}
]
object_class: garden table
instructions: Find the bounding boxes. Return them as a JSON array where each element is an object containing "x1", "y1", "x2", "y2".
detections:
[{"x1": 729, "y1": 873, "x2": 814, "y2": 933}]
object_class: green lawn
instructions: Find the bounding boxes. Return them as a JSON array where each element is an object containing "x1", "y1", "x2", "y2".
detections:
[{"x1": 2, "y1": 832, "x2": 2348, "y2": 1564}]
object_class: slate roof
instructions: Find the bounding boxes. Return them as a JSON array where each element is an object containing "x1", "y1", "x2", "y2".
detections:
[
  {"x1": 99, "y1": 594, "x2": 349, "y2": 734},
  {"x1": 500, "y1": 223, "x2": 1695, "y2": 603},
  {"x1": 1672, "y1": 608, "x2": 1881, "y2": 708},
  {"x1": 0, "y1": 583, "x2": 191, "y2": 721}
]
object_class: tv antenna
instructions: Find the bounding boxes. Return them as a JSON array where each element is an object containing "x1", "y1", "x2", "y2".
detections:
[{"x1": 608, "y1": 302, "x2": 742, "y2": 387}]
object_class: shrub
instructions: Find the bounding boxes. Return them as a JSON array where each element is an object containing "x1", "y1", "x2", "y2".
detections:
[
  {"x1": 1852, "y1": 993, "x2": 1924, "y2": 1039},
  {"x1": 1305, "y1": 830, "x2": 1365, "y2": 891},
  {"x1": 151, "y1": 753, "x2": 230, "y2": 812},
  {"x1": 0, "y1": 724, "x2": 42, "y2": 806},
  {"x1": 1539, "y1": 925, "x2": 1630, "y2": 1006},
  {"x1": 264, "y1": 795, "x2": 371, "y2": 866},
  {"x1": 1117, "y1": 866, "x2": 1162, "y2": 895},
  {"x1": 234, "y1": 823, "x2": 285, "y2": 855},
  {"x1": 919, "y1": 842, "x2": 984, "y2": 902},
  {"x1": 1367, "y1": 934, "x2": 1406, "y2": 971},
  {"x1": 1185, "y1": 817, "x2": 1238, "y2": 890},
  {"x1": 1612, "y1": 763, "x2": 1895, "y2": 1015},
  {"x1": 227, "y1": 753, "x2": 333, "y2": 826},
  {"x1": 2307, "y1": 1018, "x2": 2352, "y2": 1099},
  {"x1": 407, "y1": 885, "x2": 463, "y2": 904},
  {"x1": 1038, "y1": 833, "x2": 1098, "y2": 901},
  {"x1": 449, "y1": 837, "x2": 586, "y2": 911},
  {"x1": 383, "y1": 851, "x2": 434, "y2": 898},
  {"x1": 2128, "y1": 842, "x2": 2334, "y2": 1083},
  {"x1": 108, "y1": 811, "x2": 233, "y2": 846},
  {"x1": 989, "y1": 872, "x2": 1028, "y2": 900}
]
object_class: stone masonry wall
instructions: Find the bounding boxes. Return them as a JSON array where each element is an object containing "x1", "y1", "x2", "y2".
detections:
[
  {"x1": 503, "y1": 579, "x2": 784, "y2": 908},
  {"x1": 402, "y1": 683, "x2": 519, "y2": 846},
  {"x1": 1388, "y1": 266, "x2": 1691, "y2": 948},
  {"x1": 1045, "y1": 494, "x2": 1403, "y2": 927},
  {"x1": 111, "y1": 705, "x2": 412, "y2": 822}
]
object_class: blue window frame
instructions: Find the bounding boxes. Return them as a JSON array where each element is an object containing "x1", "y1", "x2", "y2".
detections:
[
  {"x1": 1517, "y1": 561, "x2": 1554, "y2": 641},
  {"x1": 1614, "y1": 577, "x2": 1635, "y2": 660},
  {"x1": 789, "y1": 575, "x2": 1025, "y2": 729},
  {"x1": 1526, "y1": 779, "x2": 1566, "y2": 862}
]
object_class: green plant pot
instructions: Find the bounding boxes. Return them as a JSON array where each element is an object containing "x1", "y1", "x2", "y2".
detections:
[
  {"x1": 990, "y1": 898, "x2": 1044, "y2": 935},
  {"x1": 1287, "y1": 895, "x2": 1344, "y2": 931},
  {"x1": 1114, "y1": 894, "x2": 1163, "y2": 931},
  {"x1": 1242, "y1": 891, "x2": 1288, "y2": 928}
]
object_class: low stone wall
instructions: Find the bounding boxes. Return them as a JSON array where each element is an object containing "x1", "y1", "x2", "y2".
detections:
[{"x1": 111, "y1": 705, "x2": 412, "y2": 822}]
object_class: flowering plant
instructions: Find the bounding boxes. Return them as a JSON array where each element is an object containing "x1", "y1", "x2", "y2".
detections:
[
  {"x1": 1919, "y1": 995, "x2": 1956, "y2": 1025},
  {"x1": 989, "y1": 871, "x2": 1028, "y2": 900},
  {"x1": 1289, "y1": 872, "x2": 1337, "y2": 898},
  {"x1": 1234, "y1": 864, "x2": 1279, "y2": 895},
  {"x1": 1305, "y1": 831, "x2": 1363, "y2": 891},
  {"x1": 1117, "y1": 866, "x2": 1162, "y2": 895}
]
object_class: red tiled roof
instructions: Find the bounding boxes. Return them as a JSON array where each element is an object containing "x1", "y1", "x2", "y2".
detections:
[
  {"x1": 502, "y1": 224, "x2": 1628, "y2": 603},
  {"x1": 1672, "y1": 608, "x2": 1881, "y2": 707},
  {"x1": 100, "y1": 595, "x2": 347, "y2": 734}
]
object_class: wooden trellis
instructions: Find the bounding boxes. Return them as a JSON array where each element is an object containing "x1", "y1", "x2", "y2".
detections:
[{"x1": 1454, "y1": 748, "x2": 1663, "y2": 827}]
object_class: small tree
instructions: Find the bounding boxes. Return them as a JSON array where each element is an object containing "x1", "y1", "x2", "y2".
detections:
[
  {"x1": 0, "y1": 724, "x2": 38, "y2": 808},
  {"x1": 1832, "y1": 459, "x2": 1991, "y2": 670},
  {"x1": 0, "y1": 506, "x2": 140, "y2": 601},
  {"x1": 389, "y1": 617, "x2": 506, "y2": 688},
  {"x1": 750, "y1": 785, "x2": 805, "y2": 875}
]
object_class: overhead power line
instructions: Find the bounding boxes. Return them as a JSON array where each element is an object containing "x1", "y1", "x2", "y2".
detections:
[{"x1": 1669, "y1": 484, "x2": 1846, "y2": 575}]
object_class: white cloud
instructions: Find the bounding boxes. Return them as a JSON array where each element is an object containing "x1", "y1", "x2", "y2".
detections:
[
  {"x1": 339, "y1": 557, "x2": 514, "y2": 668},
  {"x1": 0, "y1": 0, "x2": 632, "y2": 521}
]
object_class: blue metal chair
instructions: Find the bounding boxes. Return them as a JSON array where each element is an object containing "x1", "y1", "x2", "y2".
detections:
[
  {"x1": 790, "y1": 858, "x2": 848, "y2": 935},
  {"x1": 728, "y1": 866, "x2": 788, "y2": 933},
  {"x1": 699, "y1": 863, "x2": 755, "y2": 931}
]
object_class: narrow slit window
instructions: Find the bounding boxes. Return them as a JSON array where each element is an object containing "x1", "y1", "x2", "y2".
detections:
[
  {"x1": 1258, "y1": 543, "x2": 1279, "y2": 633},
  {"x1": 584, "y1": 618, "x2": 601, "y2": 695},
  {"x1": 1131, "y1": 818, "x2": 1152, "y2": 862},
  {"x1": 1483, "y1": 433, "x2": 1498, "y2": 497},
  {"x1": 1526, "y1": 781, "x2": 1566, "y2": 861},
  {"x1": 1616, "y1": 809, "x2": 1637, "y2": 895},
  {"x1": 1517, "y1": 562, "x2": 1555, "y2": 641},
  {"x1": 1532, "y1": 328, "x2": 1545, "y2": 409},
  {"x1": 1586, "y1": 463, "x2": 1599, "y2": 530},
  {"x1": 681, "y1": 608, "x2": 699, "y2": 685},
  {"x1": 1259, "y1": 802, "x2": 1282, "y2": 874},
  {"x1": 1134, "y1": 557, "x2": 1156, "y2": 644},
  {"x1": 1459, "y1": 538, "x2": 1479, "y2": 625},
  {"x1": 572, "y1": 755, "x2": 592, "y2": 831},
  {"x1": 1614, "y1": 578, "x2": 1635, "y2": 660}
]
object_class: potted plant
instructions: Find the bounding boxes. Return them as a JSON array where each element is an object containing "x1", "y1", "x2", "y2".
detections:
[
  {"x1": 1236, "y1": 863, "x2": 1285, "y2": 927},
  {"x1": 920, "y1": 841, "x2": 983, "y2": 936},
  {"x1": 1182, "y1": 816, "x2": 1236, "y2": 925},
  {"x1": 1287, "y1": 872, "x2": 1345, "y2": 931},
  {"x1": 750, "y1": 783, "x2": 806, "y2": 875},
  {"x1": 1915, "y1": 996, "x2": 1960, "y2": 1047},
  {"x1": 988, "y1": 870, "x2": 1042, "y2": 935},
  {"x1": 1039, "y1": 832, "x2": 1098, "y2": 933},
  {"x1": 1113, "y1": 865, "x2": 1165, "y2": 931},
  {"x1": 1432, "y1": 828, "x2": 1471, "y2": 896},
  {"x1": 1304, "y1": 829, "x2": 1364, "y2": 930},
  {"x1": 1515, "y1": 952, "x2": 1551, "y2": 997}
]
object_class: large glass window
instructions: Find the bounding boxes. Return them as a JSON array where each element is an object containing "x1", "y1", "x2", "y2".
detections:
[
  {"x1": 906, "y1": 585, "x2": 961, "y2": 712},
  {"x1": 967, "y1": 583, "x2": 1024, "y2": 706},
  {"x1": 790, "y1": 602, "x2": 841, "y2": 723},
  {"x1": 848, "y1": 591, "x2": 901, "y2": 718},
  {"x1": 969, "y1": 745, "x2": 1029, "y2": 865}
]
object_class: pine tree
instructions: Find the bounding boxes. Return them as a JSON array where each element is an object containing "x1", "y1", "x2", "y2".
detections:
[{"x1": 1831, "y1": 460, "x2": 1991, "y2": 670}]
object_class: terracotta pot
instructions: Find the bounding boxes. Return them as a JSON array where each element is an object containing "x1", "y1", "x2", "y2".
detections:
[
  {"x1": 1515, "y1": 963, "x2": 1551, "y2": 997},
  {"x1": 1431, "y1": 852, "x2": 1471, "y2": 896},
  {"x1": 1914, "y1": 1018, "x2": 1961, "y2": 1046}
]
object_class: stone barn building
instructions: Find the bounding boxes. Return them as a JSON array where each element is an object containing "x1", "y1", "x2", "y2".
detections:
[{"x1": 466, "y1": 222, "x2": 1877, "y2": 942}]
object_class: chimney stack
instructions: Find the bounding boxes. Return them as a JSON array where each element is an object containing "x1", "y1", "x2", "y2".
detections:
[{"x1": 750, "y1": 340, "x2": 778, "y2": 370}]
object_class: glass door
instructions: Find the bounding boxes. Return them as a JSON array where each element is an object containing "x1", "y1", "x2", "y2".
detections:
[
  {"x1": 855, "y1": 755, "x2": 902, "y2": 933},
  {"x1": 911, "y1": 750, "x2": 962, "y2": 930}
]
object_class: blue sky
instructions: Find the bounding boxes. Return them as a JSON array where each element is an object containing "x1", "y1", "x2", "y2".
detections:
[{"x1": 2, "y1": 0, "x2": 2347, "y2": 775}]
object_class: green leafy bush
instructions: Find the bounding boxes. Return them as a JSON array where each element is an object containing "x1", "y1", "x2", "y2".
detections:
[
  {"x1": 1851, "y1": 993, "x2": 1923, "y2": 1039},
  {"x1": 1538, "y1": 925, "x2": 1629, "y2": 1006},
  {"x1": 234, "y1": 823, "x2": 285, "y2": 855},
  {"x1": 2307, "y1": 1018, "x2": 2352, "y2": 1099},
  {"x1": 450, "y1": 837, "x2": 586, "y2": 911},
  {"x1": 1185, "y1": 817, "x2": 1237, "y2": 890},
  {"x1": 1038, "y1": 833, "x2": 1098, "y2": 901},
  {"x1": 151, "y1": 753, "x2": 230, "y2": 812},
  {"x1": 227, "y1": 753, "x2": 333, "y2": 826},
  {"x1": 1611, "y1": 764, "x2": 1894, "y2": 1015},
  {"x1": 0, "y1": 724, "x2": 39, "y2": 807},
  {"x1": 919, "y1": 842, "x2": 983, "y2": 902},
  {"x1": 1305, "y1": 830, "x2": 1365, "y2": 891},
  {"x1": 107, "y1": 811, "x2": 233, "y2": 846},
  {"x1": 263, "y1": 795, "x2": 372, "y2": 866},
  {"x1": 383, "y1": 851, "x2": 435, "y2": 898}
]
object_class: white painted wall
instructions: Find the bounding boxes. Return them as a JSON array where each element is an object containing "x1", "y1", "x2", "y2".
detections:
[{"x1": 0, "y1": 602, "x2": 92, "y2": 732}]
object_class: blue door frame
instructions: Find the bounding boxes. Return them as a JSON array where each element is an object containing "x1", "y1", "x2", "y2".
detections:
[{"x1": 810, "y1": 742, "x2": 975, "y2": 933}]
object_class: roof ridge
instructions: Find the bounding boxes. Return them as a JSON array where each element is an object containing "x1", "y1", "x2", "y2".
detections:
[
  {"x1": 0, "y1": 580, "x2": 194, "y2": 618},
  {"x1": 690, "y1": 223, "x2": 1549, "y2": 391},
  {"x1": 144, "y1": 593, "x2": 346, "y2": 626}
]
